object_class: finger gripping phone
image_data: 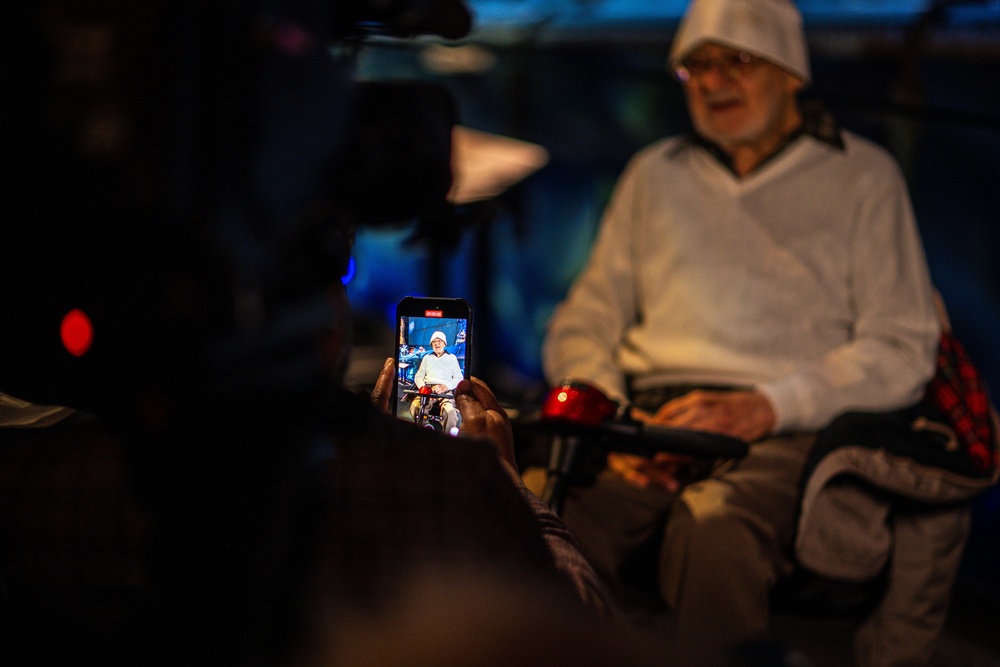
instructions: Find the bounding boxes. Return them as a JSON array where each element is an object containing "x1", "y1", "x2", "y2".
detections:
[{"x1": 391, "y1": 296, "x2": 472, "y2": 436}]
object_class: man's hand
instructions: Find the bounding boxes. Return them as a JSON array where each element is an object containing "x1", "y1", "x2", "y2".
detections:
[
  {"x1": 607, "y1": 451, "x2": 693, "y2": 495},
  {"x1": 649, "y1": 389, "x2": 775, "y2": 442},
  {"x1": 371, "y1": 358, "x2": 395, "y2": 413},
  {"x1": 372, "y1": 365, "x2": 516, "y2": 470},
  {"x1": 608, "y1": 390, "x2": 774, "y2": 493},
  {"x1": 454, "y1": 377, "x2": 517, "y2": 470}
]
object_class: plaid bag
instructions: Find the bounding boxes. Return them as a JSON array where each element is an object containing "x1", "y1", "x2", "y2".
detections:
[{"x1": 921, "y1": 331, "x2": 998, "y2": 476}]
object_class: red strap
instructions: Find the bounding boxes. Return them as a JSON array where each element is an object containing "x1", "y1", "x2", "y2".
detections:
[{"x1": 925, "y1": 332, "x2": 997, "y2": 474}]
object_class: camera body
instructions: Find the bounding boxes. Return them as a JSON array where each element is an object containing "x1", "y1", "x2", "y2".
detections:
[{"x1": 1, "y1": 1, "x2": 469, "y2": 416}]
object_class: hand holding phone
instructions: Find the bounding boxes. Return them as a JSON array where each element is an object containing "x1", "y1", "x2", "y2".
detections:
[
  {"x1": 371, "y1": 358, "x2": 395, "y2": 413},
  {"x1": 391, "y1": 297, "x2": 472, "y2": 436},
  {"x1": 454, "y1": 377, "x2": 517, "y2": 470}
]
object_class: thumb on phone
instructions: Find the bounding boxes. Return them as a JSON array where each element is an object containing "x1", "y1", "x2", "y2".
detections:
[
  {"x1": 454, "y1": 378, "x2": 517, "y2": 470},
  {"x1": 371, "y1": 358, "x2": 395, "y2": 413}
]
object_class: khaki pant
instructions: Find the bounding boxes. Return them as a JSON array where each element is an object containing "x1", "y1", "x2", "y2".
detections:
[
  {"x1": 562, "y1": 433, "x2": 815, "y2": 666},
  {"x1": 409, "y1": 396, "x2": 460, "y2": 434}
]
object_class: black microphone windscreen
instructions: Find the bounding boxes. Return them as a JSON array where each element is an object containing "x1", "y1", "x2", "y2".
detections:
[{"x1": 432, "y1": 0, "x2": 472, "y2": 39}]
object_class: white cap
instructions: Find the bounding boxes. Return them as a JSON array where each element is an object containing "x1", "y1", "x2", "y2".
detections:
[
  {"x1": 669, "y1": 0, "x2": 810, "y2": 84},
  {"x1": 430, "y1": 331, "x2": 448, "y2": 345}
]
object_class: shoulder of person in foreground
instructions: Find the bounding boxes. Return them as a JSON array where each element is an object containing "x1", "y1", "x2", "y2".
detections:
[{"x1": 323, "y1": 387, "x2": 613, "y2": 615}]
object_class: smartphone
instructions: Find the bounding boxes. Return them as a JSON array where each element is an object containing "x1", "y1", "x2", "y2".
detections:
[{"x1": 391, "y1": 296, "x2": 473, "y2": 436}]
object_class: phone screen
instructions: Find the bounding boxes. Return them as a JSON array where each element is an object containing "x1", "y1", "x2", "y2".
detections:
[{"x1": 392, "y1": 297, "x2": 472, "y2": 436}]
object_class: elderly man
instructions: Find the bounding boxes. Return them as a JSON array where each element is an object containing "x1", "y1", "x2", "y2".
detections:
[
  {"x1": 542, "y1": 0, "x2": 941, "y2": 663},
  {"x1": 410, "y1": 330, "x2": 464, "y2": 434}
]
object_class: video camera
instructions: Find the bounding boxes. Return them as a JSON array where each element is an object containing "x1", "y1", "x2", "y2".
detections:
[
  {"x1": 1, "y1": 0, "x2": 470, "y2": 416},
  {"x1": 2, "y1": 2, "x2": 476, "y2": 664}
]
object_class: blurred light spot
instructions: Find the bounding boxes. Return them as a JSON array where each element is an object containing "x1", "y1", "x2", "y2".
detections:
[
  {"x1": 448, "y1": 126, "x2": 549, "y2": 204},
  {"x1": 421, "y1": 43, "x2": 497, "y2": 75},
  {"x1": 341, "y1": 256, "x2": 357, "y2": 285},
  {"x1": 61, "y1": 309, "x2": 93, "y2": 357}
]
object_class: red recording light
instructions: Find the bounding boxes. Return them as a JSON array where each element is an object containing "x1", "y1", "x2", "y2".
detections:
[{"x1": 60, "y1": 309, "x2": 94, "y2": 357}]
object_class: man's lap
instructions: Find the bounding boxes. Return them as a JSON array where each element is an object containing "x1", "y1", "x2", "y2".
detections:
[{"x1": 560, "y1": 432, "x2": 816, "y2": 602}]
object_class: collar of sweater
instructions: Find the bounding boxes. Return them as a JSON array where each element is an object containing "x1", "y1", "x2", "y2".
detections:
[{"x1": 679, "y1": 100, "x2": 845, "y2": 176}]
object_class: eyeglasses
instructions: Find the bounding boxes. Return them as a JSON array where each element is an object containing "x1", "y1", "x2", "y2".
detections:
[{"x1": 671, "y1": 51, "x2": 760, "y2": 83}]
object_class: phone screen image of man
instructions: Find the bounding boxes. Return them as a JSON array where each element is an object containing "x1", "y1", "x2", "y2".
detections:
[{"x1": 396, "y1": 316, "x2": 468, "y2": 435}]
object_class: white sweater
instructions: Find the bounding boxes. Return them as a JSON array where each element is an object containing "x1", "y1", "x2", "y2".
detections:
[
  {"x1": 414, "y1": 352, "x2": 463, "y2": 391},
  {"x1": 542, "y1": 130, "x2": 940, "y2": 433}
]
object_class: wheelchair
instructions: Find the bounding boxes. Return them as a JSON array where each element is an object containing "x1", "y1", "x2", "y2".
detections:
[
  {"x1": 518, "y1": 352, "x2": 998, "y2": 666},
  {"x1": 402, "y1": 386, "x2": 456, "y2": 433}
]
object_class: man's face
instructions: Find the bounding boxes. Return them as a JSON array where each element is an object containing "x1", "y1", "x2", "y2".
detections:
[
  {"x1": 679, "y1": 43, "x2": 803, "y2": 156},
  {"x1": 431, "y1": 338, "x2": 446, "y2": 355}
]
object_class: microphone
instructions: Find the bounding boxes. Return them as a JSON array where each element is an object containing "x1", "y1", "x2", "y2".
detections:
[
  {"x1": 419, "y1": 0, "x2": 473, "y2": 40},
  {"x1": 362, "y1": 0, "x2": 473, "y2": 40}
]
